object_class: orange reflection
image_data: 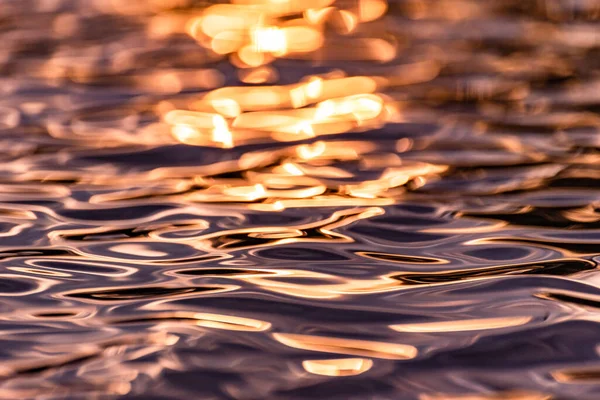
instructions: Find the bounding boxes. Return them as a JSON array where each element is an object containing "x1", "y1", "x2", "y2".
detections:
[
  {"x1": 187, "y1": 0, "x2": 388, "y2": 66},
  {"x1": 163, "y1": 76, "x2": 391, "y2": 147},
  {"x1": 302, "y1": 358, "x2": 373, "y2": 376},
  {"x1": 391, "y1": 316, "x2": 532, "y2": 333},
  {"x1": 357, "y1": 0, "x2": 388, "y2": 22},
  {"x1": 273, "y1": 333, "x2": 417, "y2": 360},
  {"x1": 238, "y1": 66, "x2": 279, "y2": 84},
  {"x1": 552, "y1": 367, "x2": 600, "y2": 383},
  {"x1": 87, "y1": 0, "x2": 444, "y2": 209},
  {"x1": 163, "y1": 0, "x2": 398, "y2": 152},
  {"x1": 420, "y1": 391, "x2": 551, "y2": 400},
  {"x1": 187, "y1": 208, "x2": 383, "y2": 253},
  {"x1": 194, "y1": 312, "x2": 271, "y2": 331}
]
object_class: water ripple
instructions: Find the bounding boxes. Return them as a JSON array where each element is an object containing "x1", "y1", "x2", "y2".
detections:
[{"x1": 0, "y1": 0, "x2": 599, "y2": 398}]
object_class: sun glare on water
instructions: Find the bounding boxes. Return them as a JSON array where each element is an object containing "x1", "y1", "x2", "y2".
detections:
[{"x1": 162, "y1": 0, "x2": 396, "y2": 149}]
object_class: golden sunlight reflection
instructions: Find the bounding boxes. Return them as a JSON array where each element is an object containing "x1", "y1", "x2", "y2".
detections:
[
  {"x1": 390, "y1": 316, "x2": 533, "y2": 333},
  {"x1": 111, "y1": 311, "x2": 271, "y2": 332},
  {"x1": 6, "y1": 0, "x2": 600, "y2": 397},
  {"x1": 194, "y1": 312, "x2": 271, "y2": 331},
  {"x1": 273, "y1": 333, "x2": 417, "y2": 360},
  {"x1": 244, "y1": 269, "x2": 404, "y2": 298},
  {"x1": 162, "y1": 0, "x2": 399, "y2": 155},
  {"x1": 552, "y1": 366, "x2": 600, "y2": 383},
  {"x1": 187, "y1": 0, "x2": 388, "y2": 67},
  {"x1": 420, "y1": 391, "x2": 552, "y2": 400},
  {"x1": 302, "y1": 358, "x2": 373, "y2": 376},
  {"x1": 182, "y1": 208, "x2": 382, "y2": 253},
  {"x1": 156, "y1": 127, "x2": 447, "y2": 209},
  {"x1": 162, "y1": 75, "x2": 393, "y2": 148},
  {"x1": 110, "y1": 244, "x2": 169, "y2": 258},
  {"x1": 238, "y1": 66, "x2": 279, "y2": 84}
]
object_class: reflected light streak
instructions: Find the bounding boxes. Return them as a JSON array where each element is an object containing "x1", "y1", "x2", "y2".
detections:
[
  {"x1": 273, "y1": 333, "x2": 417, "y2": 360},
  {"x1": 194, "y1": 312, "x2": 271, "y2": 331},
  {"x1": 302, "y1": 358, "x2": 373, "y2": 376},
  {"x1": 251, "y1": 26, "x2": 288, "y2": 54},
  {"x1": 110, "y1": 0, "x2": 440, "y2": 210},
  {"x1": 188, "y1": 0, "x2": 384, "y2": 66},
  {"x1": 391, "y1": 316, "x2": 533, "y2": 333},
  {"x1": 420, "y1": 391, "x2": 551, "y2": 400},
  {"x1": 163, "y1": 0, "x2": 397, "y2": 155}
]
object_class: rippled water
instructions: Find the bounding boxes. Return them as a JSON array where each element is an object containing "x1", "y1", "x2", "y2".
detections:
[{"x1": 2, "y1": 0, "x2": 600, "y2": 398}]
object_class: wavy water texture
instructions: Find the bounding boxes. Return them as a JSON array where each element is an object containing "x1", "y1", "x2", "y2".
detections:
[{"x1": 0, "y1": 0, "x2": 599, "y2": 399}]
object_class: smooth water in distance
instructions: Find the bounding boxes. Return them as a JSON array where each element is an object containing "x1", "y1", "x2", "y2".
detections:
[{"x1": 1, "y1": 0, "x2": 600, "y2": 398}]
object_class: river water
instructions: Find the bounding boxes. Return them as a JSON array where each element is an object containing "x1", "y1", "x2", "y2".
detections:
[{"x1": 1, "y1": 0, "x2": 600, "y2": 399}]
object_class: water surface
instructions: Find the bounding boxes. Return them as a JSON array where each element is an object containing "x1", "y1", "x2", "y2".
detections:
[{"x1": 1, "y1": 0, "x2": 600, "y2": 398}]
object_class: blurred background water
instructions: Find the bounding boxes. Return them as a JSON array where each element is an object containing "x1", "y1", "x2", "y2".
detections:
[{"x1": 0, "y1": 0, "x2": 600, "y2": 398}]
